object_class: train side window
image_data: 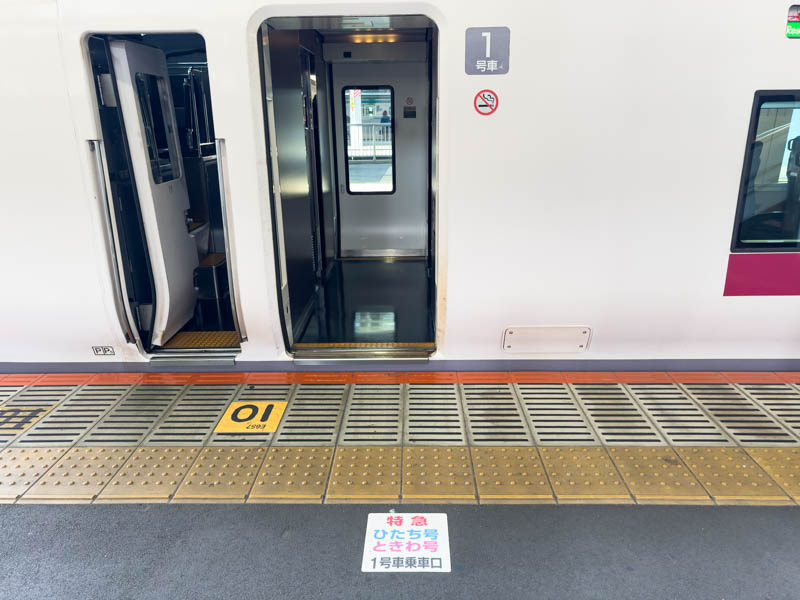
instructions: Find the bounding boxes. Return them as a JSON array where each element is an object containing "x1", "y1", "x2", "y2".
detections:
[
  {"x1": 343, "y1": 86, "x2": 395, "y2": 194},
  {"x1": 734, "y1": 92, "x2": 800, "y2": 250},
  {"x1": 135, "y1": 73, "x2": 179, "y2": 184}
]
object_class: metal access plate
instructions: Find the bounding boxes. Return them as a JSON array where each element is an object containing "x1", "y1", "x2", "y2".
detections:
[
  {"x1": 461, "y1": 384, "x2": 533, "y2": 445},
  {"x1": 515, "y1": 383, "x2": 599, "y2": 445},
  {"x1": 96, "y1": 447, "x2": 200, "y2": 503},
  {"x1": 338, "y1": 384, "x2": 403, "y2": 445},
  {"x1": 172, "y1": 447, "x2": 266, "y2": 503},
  {"x1": 249, "y1": 447, "x2": 334, "y2": 503},
  {"x1": 326, "y1": 447, "x2": 401, "y2": 503},
  {"x1": 19, "y1": 447, "x2": 132, "y2": 503},
  {"x1": 405, "y1": 384, "x2": 467, "y2": 445},
  {"x1": 676, "y1": 447, "x2": 792, "y2": 505},
  {"x1": 0, "y1": 406, "x2": 54, "y2": 447},
  {"x1": 607, "y1": 447, "x2": 712, "y2": 505},
  {"x1": 0, "y1": 448, "x2": 66, "y2": 503},
  {"x1": 539, "y1": 447, "x2": 633, "y2": 504},
  {"x1": 402, "y1": 447, "x2": 476, "y2": 504},
  {"x1": 471, "y1": 447, "x2": 554, "y2": 504},
  {"x1": 746, "y1": 448, "x2": 800, "y2": 502}
]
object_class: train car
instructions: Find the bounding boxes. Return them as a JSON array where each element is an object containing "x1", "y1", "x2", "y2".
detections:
[{"x1": 2, "y1": 0, "x2": 800, "y2": 371}]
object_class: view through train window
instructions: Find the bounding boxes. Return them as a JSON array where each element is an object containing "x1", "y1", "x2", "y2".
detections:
[
  {"x1": 735, "y1": 92, "x2": 800, "y2": 249},
  {"x1": 343, "y1": 86, "x2": 395, "y2": 193},
  {"x1": 135, "y1": 72, "x2": 178, "y2": 184}
]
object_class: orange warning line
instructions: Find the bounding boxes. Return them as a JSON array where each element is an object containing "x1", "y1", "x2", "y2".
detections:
[
  {"x1": 404, "y1": 372, "x2": 458, "y2": 384},
  {"x1": 87, "y1": 373, "x2": 144, "y2": 385},
  {"x1": 140, "y1": 373, "x2": 198, "y2": 385},
  {"x1": 722, "y1": 372, "x2": 783, "y2": 384},
  {"x1": 668, "y1": 372, "x2": 728, "y2": 384},
  {"x1": 776, "y1": 372, "x2": 800, "y2": 384},
  {"x1": 245, "y1": 373, "x2": 295, "y2": 385},
  {"x1": 456, "y1": 372, "x2": 512, "y2": 384},
  {"x1": 295, "y1": 372, "x2": 352, "y2": 384},
  {"x1": 353, "y1": 372, "x2": 405, "y2": 384},
  {"x1": 33, "y1": 373, "x2": 93, "y2": 386},
  {"x1": 511, "y1": 372, "x2": 564, "y2": 383},
  {"x1": 193, "y1": 373, "x2": 247, "y2": 385},
  {"x1": 563, "y1": 372, "x2": 620, "y2": 384},
  {"x1": 615, "y1": 372, "x2": 672, "y2": 384},
  {"x1": 0, "y1": 374, "x2": 43, "y2": 385}
]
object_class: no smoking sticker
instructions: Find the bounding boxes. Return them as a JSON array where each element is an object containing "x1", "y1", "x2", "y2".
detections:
[
  {"x1": 214, "y1": 401, "x2": 287, "y2": 433},
  {"x1": 474, "y1": 89, "x2": 498, "y2": 116}
]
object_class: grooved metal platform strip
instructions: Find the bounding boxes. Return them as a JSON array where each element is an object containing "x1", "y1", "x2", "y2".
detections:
[
  {"x1": 676, "y1": 447, "x2": 792, "y2": 505},
  {"x1": 682, "y1": 384, "x2": 799, "y2": 446},
  {"x1": 207, "y1": 384, "x2": 292, "y2": 446},
  {"x1": 515, "y1": 383, "x2": 599, "y2": 445},
  {"x1": 402, "y1": 446, "x2": 475, "y2": 503},
  {"x1": 19, "y1": 447, "x2": 133, "y2": 503},
  {"x1": 249, "y1": 447, "x2": 334, "y2": 503},
  {"x1": 338, "y1": 384, "x2": 403, "y2": 445},
  {"x1": 461, "y1": 384, "x2": 533, "y2": 445},
  {"x1": 470, "y1": 446, "x2": 554, "y2": 504},
  {"x1": 572, "y1": 384, "x2": 664, "y2": 445},
  {"x1": 13, "y1": 385, "x2": 131, "y2": 447},
  {"x1": 746, "y1": 447, "x2": 800, "y2": 502},
  {"x1": 626, "y1": 384, "x2": 732, "y2": 446},
  {"x1": 144, "y1": 385, "x2": 239, "y2": 446},
  {"x1": 607, "y1": 447, "x2": 712, "y2": 505},
  {"x1": 738, "y1": 384, "x2": 800, "y2": 438},
  {"x1": 0, "y1": 385, "x2": 25, "y2": 406},
  {"x1": 96, "y1": 447, "x2": 200, "y2": 503},
  {"x1": 539, "y1": 447, "x2": 633, "y2": 504},
  {"x1": 326, "y1": 446, "x2": 401, "y2": 503},
  {"x1": 0, "y1": 448, "x2": 66, "y2": 503},
  {"x1": 79, "y1": 386, "x2": 184, "y2": 446},
  {"x1": 172, "y1": 447, "x2": 266, "y2": 503},
  {"x1": 404, "y1": 384, "x2": 467, "y2": 445},
  {"x1": 272, "y1": 384, "x2": 347, "y2": 446},
  {"x1": 0, "y1": 406, "x2": 54, "y2": 448},
  {"x1": 5, "y1": 386, "x2": 78, "y2": 408}
]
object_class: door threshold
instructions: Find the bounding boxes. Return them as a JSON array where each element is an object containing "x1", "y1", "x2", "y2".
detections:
[{"x1": 291, "y1": 346, "x2": 433, "y2": 360}]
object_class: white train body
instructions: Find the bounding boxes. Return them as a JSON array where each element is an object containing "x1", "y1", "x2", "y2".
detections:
[{"x1": 1, "y1": 0, "x2": 798, "y2": 367}]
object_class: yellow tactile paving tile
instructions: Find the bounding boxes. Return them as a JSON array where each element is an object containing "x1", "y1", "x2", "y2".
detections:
[
  {"x1": 326, "y1": 447, "x2": 401, "y2": 503},
  {"x1": 677, "y1": 447, "x2": 793, "y2": 506},
  {"x1": 540, "y1": 447, "x2": 633, "y2": 504},
  {"x1": 402, "y1": 446, "x2": 476, "y2": 504},
  {"x1": 19, "y1": 447, "x2": 132, "y2": 504},
  {"x1": 96, "y1": 447, "x2": 200, "y2": 503},
  {"x1": 470, "y1": 447, "x2": 554, "y2": 504},
  {"x1": 249, "y1": 447, "x2": 334, "y2": 504},
  {"x1": 172, "y1": 447, "x2": 265, "y2": 503},
  {"x1": 608, "y1": 447, "x2": 712, "y2": 505},
  {"x1": 0, "y1": 448, "x2": 66, "y2": 503},
  {"x1": 746, "y1": 448, "x2": 800, "y2": 502}
]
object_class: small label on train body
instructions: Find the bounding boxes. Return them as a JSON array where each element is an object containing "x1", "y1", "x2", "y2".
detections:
[{"x1": 213, "y1": 401, "x2": 287, "y2": 433}]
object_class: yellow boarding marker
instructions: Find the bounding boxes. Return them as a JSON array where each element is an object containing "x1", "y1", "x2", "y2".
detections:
[{"x1": 214, "y1": 401, "x2": 287, "y2": 434}]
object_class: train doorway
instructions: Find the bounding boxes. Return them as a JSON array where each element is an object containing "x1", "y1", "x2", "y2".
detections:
[
  {"x1": 88, "y1": 33, "x2": 244, "y2": 360},
  {"x1": 260, "y1": 16, "x2": 438, "y2": 358}
]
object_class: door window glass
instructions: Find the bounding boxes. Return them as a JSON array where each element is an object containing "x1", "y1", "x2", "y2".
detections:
[
  {"x1": 135, "y1": 73, "x2": 179, "y2": 183},
  {"x1": 343, "y1": 86, "x2": 395, "y2": 193}
]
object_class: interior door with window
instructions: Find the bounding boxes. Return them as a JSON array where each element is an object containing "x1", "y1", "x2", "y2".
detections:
[{"x1": 110, "y1": 40, "x2": 198, "y2": 346}]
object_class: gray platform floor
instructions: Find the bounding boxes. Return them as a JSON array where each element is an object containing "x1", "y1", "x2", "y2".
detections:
[{"x1": 0, "y1": 505, "x2": 799, "y2": 600}]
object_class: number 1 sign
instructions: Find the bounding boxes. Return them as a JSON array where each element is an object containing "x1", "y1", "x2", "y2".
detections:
[{"x1": 465, "y1": 27, "x2": 510, "y2": 75}]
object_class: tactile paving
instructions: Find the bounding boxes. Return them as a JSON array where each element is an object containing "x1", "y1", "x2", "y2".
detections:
[
  {"x1": 0, "y1": 448, "x2": 67, "y2": 503},
  {"x1": 746, "y1": 448, "x2": 800, "y2": 502},
  {"x1": 608, "y1": 447, "x2": 712, "y2": 505},
  {"x1": 677, "y1": 447, "x2": 792, "y2": 505},
  {"x1": 96, "y1": 447, "x2": 200, "y2": 503},
  {"x1": 515, "y1": 383, "x2": 599, "y2": 445},
  {"x1": 461, "y1": 384, "x2": 533, "y2": 445},
  {"x1": 539, "y1": 447, "x2": 633, "y2": 504},
  {"x1": 172, "y1": 447, "x2": 265, "y2": 503},
  {"x1": 326, "y1": 447, "x2": 401, "y2": 503},
  {"x1": 402, "y1": 446, "x2": 475, "y2": 504},
  {"x1": 470, "y1": 447, "x2": 554, "y2": 504},
  {"x1": 249, "y1": 447, "x2": 334, "y2": 503},
  {"x1": 19, "y1": 447, "x2": 132, "y2": 503}
]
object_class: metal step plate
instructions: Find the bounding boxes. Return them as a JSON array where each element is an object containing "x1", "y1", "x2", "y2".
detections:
[
  {"x1": 338, "y1": 384, "x2": 403, "y2": 446},
  {"x1": 172, "y1": 447, "x2": 266, "y2": 503},
  {"x1": 13, "y1": 385, "x2": 131, "y2": 447},
  {"x1": 470, "y1": 447, "x2": 554, "y2": 504},
  {"x1": 607, "y1": 447, "x2": 712, "y2": 505},
  {"x1": 272, "y1": 384, "x2": 347, "y2": 446},
  {"x1": 207, "y1": 384, "x2": 293, "y2": 446},
  {"x1": 144, "y1": 385, "x2": 239, "y2": 446},
  {"x1": 326, "y1": 446, "x2": 401, "y2": 503},
  {"x1": 96, "y1": 447, "x2": 200, "y2": 503},
  {"x1": 404, "y1": 384, "x2": 467, "y2": 446},
  {"x1": 571, "y1": 384, "x2": 664, "y2": 445},
  {"x1": 539, "y1": 447, "x2": 633, "y2": 504},
  {"x1": 402, "y1": 446, "x2": 476, "y2": 504},
  {"x1": 19, "y1": 447, "x2": 133, "y2": 503},
  {"x1": 79, "y1": 385, "x2": 184, "y2": 446},
  {"x1": 0, "y1": 385, "x2": 26, "y2": 406},
  {"x1": 515, "y1": 383, "x2": 599, "y2": 445},
  {"x1": 626, "y1": 384, "x2": 732, "y2": 446},
  {"x1": 461, "y1": 384, "x2": 533, "y2": 446},
  {"x1": 681, "y1": 384, "x2": 798, "y2": 446},
  {"x1": 738, "y1": 384, "x2": 800, "y2": 439},
  {"x1": 676, "y1": 447, "x2": 792, "y2": 505},
  {"x1": 249, "y1": 447, "x2": 334, "y2": 503},
  {"x1": 0, "y1": 448, "x2": 67, "y2": 503}
]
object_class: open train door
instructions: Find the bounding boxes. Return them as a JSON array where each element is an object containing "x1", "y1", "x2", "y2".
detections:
[{"x1": 109, "y1": 40, "x2": 198, "y2": 346}]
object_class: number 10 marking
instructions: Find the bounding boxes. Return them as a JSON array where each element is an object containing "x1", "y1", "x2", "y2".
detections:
[{"x1": 482, "y1": 31, "x2": 491, "y2": 57}]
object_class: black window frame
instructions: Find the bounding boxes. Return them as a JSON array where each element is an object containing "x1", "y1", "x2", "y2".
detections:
[
  {"x1": 731, "y1": 90, "x2": 800, "y2": 253},
  {"x1": 341, "y1": 85, "x2": 397, "y2": 195}
]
